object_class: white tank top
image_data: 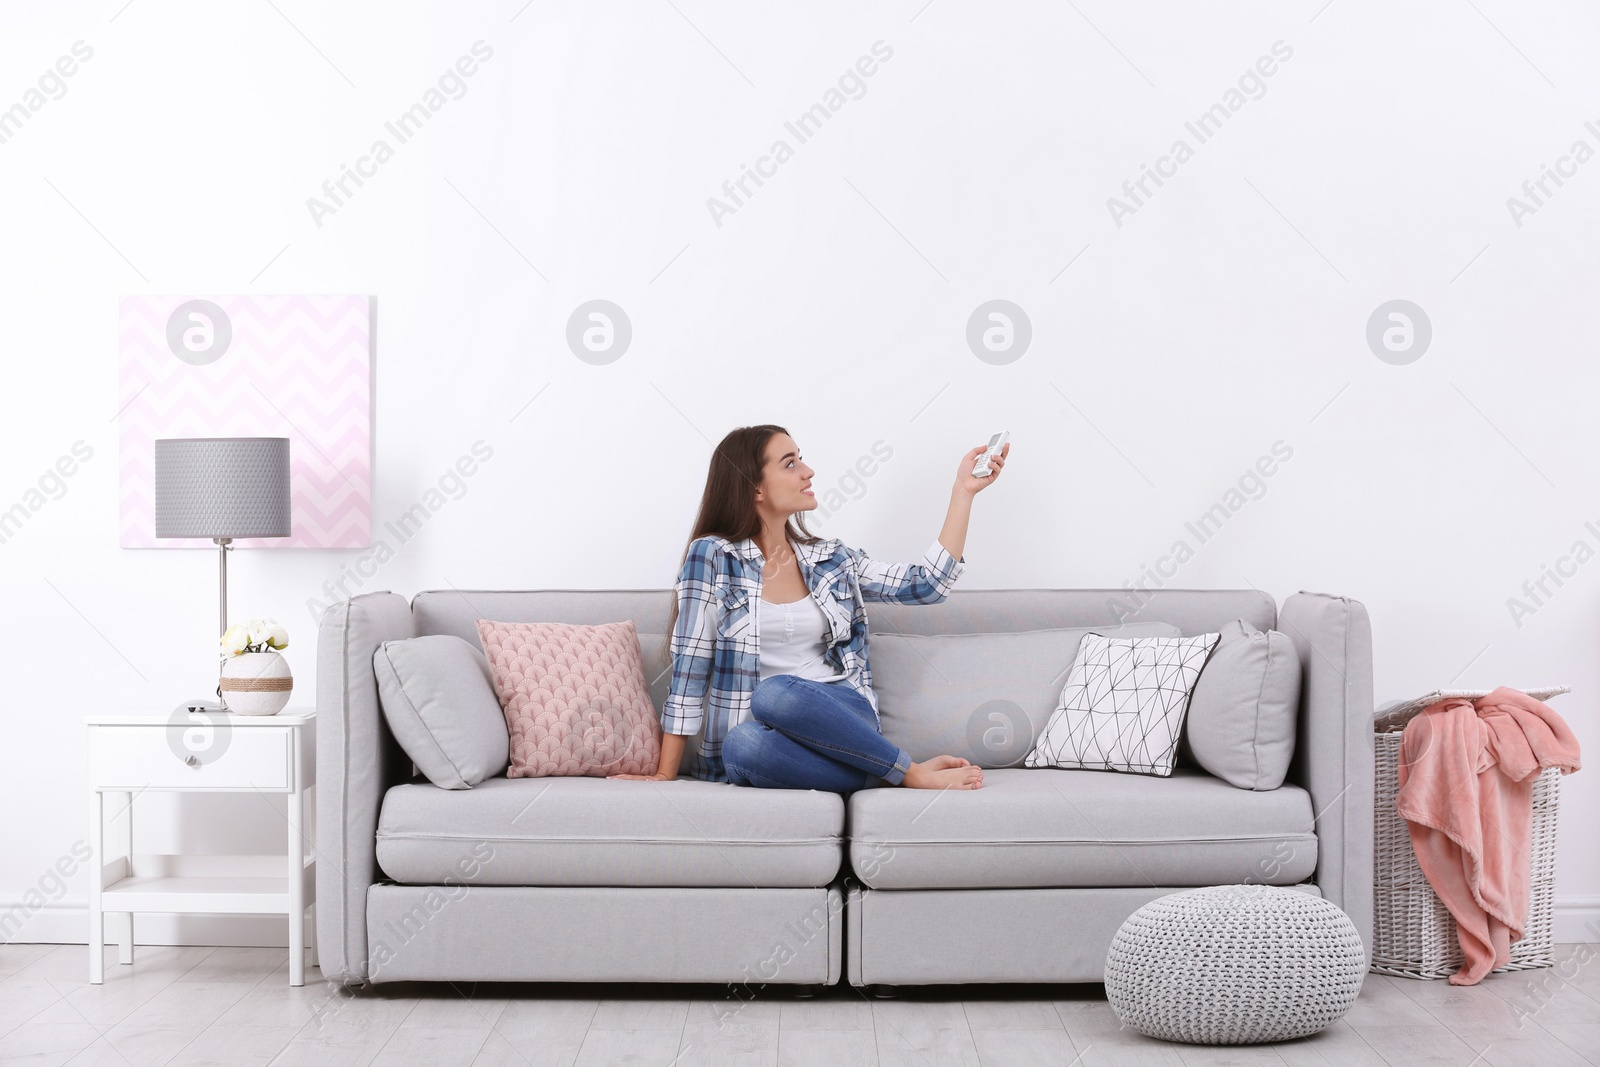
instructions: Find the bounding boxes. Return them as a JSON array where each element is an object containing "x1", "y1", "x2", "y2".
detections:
[{"x1": 756, "y1": 593, "x2": 849, "y2": 685}]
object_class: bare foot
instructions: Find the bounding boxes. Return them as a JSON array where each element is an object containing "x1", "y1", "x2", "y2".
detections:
[{"x1": 903, "y1": 757, "x2": 983, "y2": 789}]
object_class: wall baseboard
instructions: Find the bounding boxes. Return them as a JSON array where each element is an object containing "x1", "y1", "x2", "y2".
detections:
[
  {"x1": 9, "y1": 896, "x2": 1600, "y2": 949},
  {"x1": 1555, "y1": 896, "x2": 1600, "y2": 945}
]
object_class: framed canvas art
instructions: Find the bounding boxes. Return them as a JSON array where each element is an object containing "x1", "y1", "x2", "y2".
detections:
[{"x1": 118, "y1": 295, "x2": 372, "y2": 549}]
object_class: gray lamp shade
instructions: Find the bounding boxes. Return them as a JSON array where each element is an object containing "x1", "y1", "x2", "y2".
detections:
[{"x1": 154, "y1": 437, "x2": 292, "y2": 539}]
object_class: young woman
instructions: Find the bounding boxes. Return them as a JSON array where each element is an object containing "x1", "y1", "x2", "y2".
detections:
[{"x1": 609, "y1": 425, "x2": 1009, "y2": 791}]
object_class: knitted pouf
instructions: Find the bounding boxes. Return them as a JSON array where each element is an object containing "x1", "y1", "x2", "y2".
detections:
[{"x1": 1104, "y1": 885, "x2": 1367, "y2": 1045}]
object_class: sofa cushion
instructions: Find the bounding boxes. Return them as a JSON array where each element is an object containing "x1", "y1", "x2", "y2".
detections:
[
  {"x1": 373, "y1": 635, "x2": 509, "y2": 790},
  {"x1": 1179, "y1": 619, "x2": 1301, "y2": 790},
  {"x1": 846, "y1": 767, "x2": 1316, "y2": 890},
  {"x1": 870, "y1": 623, "x2": 1182, "y2": 767},
  {"x1": 376, "y1": 775, "x2": 844, "y2": 888}
]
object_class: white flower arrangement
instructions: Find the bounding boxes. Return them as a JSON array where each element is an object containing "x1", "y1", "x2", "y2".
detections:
[{"x1": 221, "y1": 617, "x2": 289, "y2": 657}]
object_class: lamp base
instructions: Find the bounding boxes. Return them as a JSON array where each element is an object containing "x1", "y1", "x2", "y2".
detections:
[{"x1": 173, "y1": 698, "x2": 226, "y2": 715}]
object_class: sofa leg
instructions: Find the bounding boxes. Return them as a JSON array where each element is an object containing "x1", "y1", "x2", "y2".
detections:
[
  {"x1": 789, "y1": 983, "x2": 825, "y2": 998},
  {"x1": 864, "y1": 983, "x2": 899, "y2": 999}
]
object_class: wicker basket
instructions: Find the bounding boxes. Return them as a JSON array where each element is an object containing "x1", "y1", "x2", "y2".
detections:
[{"x1": 1370, "y1": 687, "x2": 1568, "y2": 980}]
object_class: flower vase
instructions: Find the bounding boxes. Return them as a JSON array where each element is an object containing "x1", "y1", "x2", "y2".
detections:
[{"x1": 220, "y1": 651, "x2": 293, "y2": 716}]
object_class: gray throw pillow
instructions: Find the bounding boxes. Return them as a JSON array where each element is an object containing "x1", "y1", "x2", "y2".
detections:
[
  {"x1": 1180, "y1": 618, "x2": 1301, "y2": 790},
  {"x1": 374, "y1": 635, "x2": 509, "y2": 789},
  {"x1": 870, "y1": 623, "x2": 1182, "y2": 768}
]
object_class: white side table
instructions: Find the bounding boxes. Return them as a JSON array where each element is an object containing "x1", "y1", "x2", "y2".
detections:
[{"x1": 86, "y1": 708, "x2": 316, "y2": 985}]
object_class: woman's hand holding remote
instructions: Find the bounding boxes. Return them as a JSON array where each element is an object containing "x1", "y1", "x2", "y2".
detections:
[{"x1": 956, "y1": 440, "x2": 1008, "y2": 496}]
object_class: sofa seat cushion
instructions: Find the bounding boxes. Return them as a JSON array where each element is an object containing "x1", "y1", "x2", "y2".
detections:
[
  {"x1": 376, "y1": 776, "x2": 845, "y2": 888},
  {"x1": 846, "y1": 767, "x2": 1317, "y2": 890}
]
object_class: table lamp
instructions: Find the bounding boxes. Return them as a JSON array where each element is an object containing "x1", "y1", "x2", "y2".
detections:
[{"x1": 153, "y1": 437, "x2": 292, "y2": 713}]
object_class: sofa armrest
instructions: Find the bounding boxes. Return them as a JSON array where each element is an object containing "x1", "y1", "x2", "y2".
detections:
[
  {"x1": 1279, "y1": 591, "x2": 1374, "y2": 969},
  {"x1": 315, "y1": 592, "x2": 414, "y2": 983}
]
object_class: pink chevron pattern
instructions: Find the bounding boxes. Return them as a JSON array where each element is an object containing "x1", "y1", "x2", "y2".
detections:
[{"x1": 119, "y1": 295, "x2": 372, "y2": 549}]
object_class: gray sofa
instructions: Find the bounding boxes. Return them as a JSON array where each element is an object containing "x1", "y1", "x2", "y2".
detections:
[{"x1": 316, "y1": 586, "x2": 1373, "y2": 989}]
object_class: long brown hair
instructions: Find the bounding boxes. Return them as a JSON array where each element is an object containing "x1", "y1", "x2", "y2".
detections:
[{"x1": 658, "y1": 424, "x2": 824, "y2": 668}]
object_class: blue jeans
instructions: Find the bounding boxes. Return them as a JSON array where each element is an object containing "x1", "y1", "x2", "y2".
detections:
[{"x1": 723, "y1": 675, "x2": 913, "y2": 791}]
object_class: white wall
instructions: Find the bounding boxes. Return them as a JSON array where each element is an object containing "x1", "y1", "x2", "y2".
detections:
[{"x1": 2, "y1": 0, "x2": 1595, "y2": 945}]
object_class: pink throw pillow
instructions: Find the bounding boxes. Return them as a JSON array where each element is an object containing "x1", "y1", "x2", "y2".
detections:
[{"x1": 475, "y1": 618, "x2": 662, "y2": 778}]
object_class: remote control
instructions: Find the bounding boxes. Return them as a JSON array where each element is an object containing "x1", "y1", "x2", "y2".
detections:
[{"x1": 972, "y1": 430, "x2": 1009, "y2": 478}]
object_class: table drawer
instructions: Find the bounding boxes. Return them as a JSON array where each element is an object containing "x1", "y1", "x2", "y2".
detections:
[{"x1": 90, "y1": 723, "x2": 291, "y2": 790}]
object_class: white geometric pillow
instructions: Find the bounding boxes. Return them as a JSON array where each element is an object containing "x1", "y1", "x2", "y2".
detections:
[{"x1": 1025, "y1": 631, "x2": 1221, "y2": 777}]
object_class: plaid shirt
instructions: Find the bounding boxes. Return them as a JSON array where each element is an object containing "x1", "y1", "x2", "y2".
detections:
[{"x1": 663, "y1": 534, "x2": 966, "y2": 783}]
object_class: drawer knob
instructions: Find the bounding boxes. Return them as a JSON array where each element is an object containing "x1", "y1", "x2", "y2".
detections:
[{"x1": 185, "y1": 755, "x2": 200, "y2": 768}]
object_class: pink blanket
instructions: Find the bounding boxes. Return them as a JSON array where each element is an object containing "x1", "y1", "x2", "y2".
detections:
[{"x1": 1395, "y1": 687, "x2": 1581, "y2": 985}]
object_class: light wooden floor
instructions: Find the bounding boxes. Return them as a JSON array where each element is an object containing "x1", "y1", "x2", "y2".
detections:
[{"x1": 1, "y1": 943, "x2": 1596, "y2": 1066}]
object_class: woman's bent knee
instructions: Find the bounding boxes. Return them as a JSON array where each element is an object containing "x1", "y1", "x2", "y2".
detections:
[{"x1": 751, "y1": 675, "x2": 801, "y2": 725}]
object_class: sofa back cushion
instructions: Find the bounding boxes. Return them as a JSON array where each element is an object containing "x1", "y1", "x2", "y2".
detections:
[
  {"x1": 406, "y1": 587, "x2": 1277, "y2": 717},
  {"x1": 475, "y1": 618, "x2": 662, "y2": 778},
  {"x1": 1179, "y1": 618, "x2": 1301, "y2": 790},
  {"x1": 373, "y1": 634, "x2": 509, "y2": 789},
  {"x1": 870, "y1": 623, "x2": 1182, "y2": 767}
]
